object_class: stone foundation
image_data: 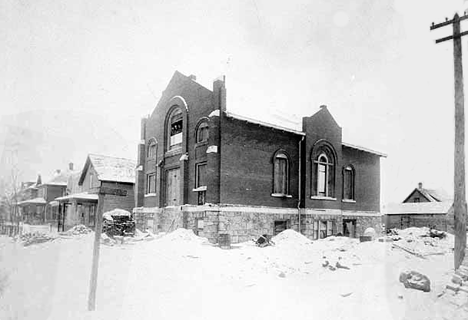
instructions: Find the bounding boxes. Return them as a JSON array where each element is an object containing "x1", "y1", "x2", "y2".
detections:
[{"x1": 134, "y1": 205, "x2": 383, "y2": 244}]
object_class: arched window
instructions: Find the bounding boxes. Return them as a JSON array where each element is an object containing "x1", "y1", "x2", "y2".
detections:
[
  {"x1": 273, "y1": 151, "x2": 289, "y2": 195},
  {"x1": 147, "y1": 139, "x2": 157, "y2": 159},
  {"x1": 196, "y1": 121, "x2": 209, "y2": 144},
  {"x1": 343, "y1": 165, "x2": 355, "y2": 200},
  {"x1": 167, "y1": 108, "x2": 183, "y2": 151},
  {"x1": 312, "y1": 144, "x2": 335, "y2": 198}
]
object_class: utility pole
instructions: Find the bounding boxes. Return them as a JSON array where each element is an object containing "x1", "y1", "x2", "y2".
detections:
[{"x1": 431, "y1": 12, "x2": 468, "y2": 270}]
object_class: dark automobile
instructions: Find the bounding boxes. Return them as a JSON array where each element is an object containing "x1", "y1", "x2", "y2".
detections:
[{"x1": 102, "y1": 209, "x2": 136, "y2": 237}]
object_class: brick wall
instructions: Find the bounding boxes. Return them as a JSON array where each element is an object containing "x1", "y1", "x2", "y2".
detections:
[
  {"x1": 341, "y1": 147, "x2": 381, "y2": 212},
  {"x1": 220, "y1": 117, "x2": 301, "y2": 207},
  {"x1": 139, "y1": 71, "x2": 216, "y2": 208},
  {"x1": 303, "y1": 106, "x2": 343, "y2": 210}
]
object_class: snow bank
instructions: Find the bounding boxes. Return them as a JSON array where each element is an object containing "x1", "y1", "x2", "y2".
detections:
[
  {"x1": 272, "y1": 229, "x2": 312, "y2": 246},
  {"x1": 159, "y1": 228, "x2": 205, "y2": 243},
  {"x1": 0, "y1": 227, "x2": 462, "y2": 320}
]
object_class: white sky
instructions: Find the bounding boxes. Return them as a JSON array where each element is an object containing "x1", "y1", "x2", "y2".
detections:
[{"x1": 0, "y1": 0, "x2": 467, "y2": 205}]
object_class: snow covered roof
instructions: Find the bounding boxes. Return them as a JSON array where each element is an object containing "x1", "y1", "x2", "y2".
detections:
[
  {"x1": 55, "y1": 192, "x2": 99, "y2": 201},
  {"x1": 25, "y1": 183, "x2": 38, "y2": 190},
  {"x1": 224, "y1": 111, "x2": 306, "y2": 136},
  {"x1": 17, "y1": 197, "x2": 47, "y2": 206},
  {"x1": 403, "y1": 187, "x2": 452, "y2": 203},
  {"x1": 79, "y1": 154, "x2": 136, "y2": 185},
  {"x1": 103, "y1": 208, "x2": 132, "y2": 220},
  {"x1": 224, "y1": 111, "x2": 386, "y2": 157},
  {"x1": 342, "y1": 142, "x2": 387, "y2": 158},
  {"x1": 384, "y1": 202, "x2": 453, "y2": 215}
]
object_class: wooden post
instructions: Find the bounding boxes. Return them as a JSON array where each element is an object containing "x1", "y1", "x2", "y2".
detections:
[
  {"x1": 453, "y1": 15, "x2": 467, "y2": 270},
  {"x1": 87, "y1": 193, "x2": 105, "y2": 311},
  {"x1": 431, "y1": 12, "x2": 468, "y2": 270}
]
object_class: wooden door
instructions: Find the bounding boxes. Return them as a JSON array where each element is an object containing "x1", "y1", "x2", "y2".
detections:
[
  {"x1": 165, "y1": 168, "x2": 180, "y2": 206},
  {"x1": 400, "y1": 216, "x2": 411, "y2": 229}
]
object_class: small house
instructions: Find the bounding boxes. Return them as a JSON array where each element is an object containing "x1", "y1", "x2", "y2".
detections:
[
  {"x1": 384, "y1": 183, "x2": 454, "y2": 231},
  {"x1": 55, "y1": 154, "x2": 136, "y2": 231}
]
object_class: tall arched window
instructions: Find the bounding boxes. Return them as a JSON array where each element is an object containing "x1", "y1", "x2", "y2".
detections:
[
  {"x1": 343, "y1": 165, "x2": 355, "y2": 200},
  {"x1": 273, "y1": 151, "x2": 289, "y2": 195},
  {"x1": 196, "y1": 121, "x2": 209, "y2": 144},
  {"x1": 312, "y1": 144, "x2": 335, "y2": 198},
  {"x1": 167, "y1": 107, "x2": 183, "y2": 151}
]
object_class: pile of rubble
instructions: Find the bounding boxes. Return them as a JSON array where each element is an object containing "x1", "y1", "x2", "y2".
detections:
[
  {"x1": 386, "y1": 227, "x2": 453, "y2": 257},
  {"x1": 20, "y1": 232, "x2": 56, "y2": 247},
  {"x1": 446, "y1": 258, "x2": 468, "y2": 295},
  {"x1": 62, "y1": 225, "x2": 92, "y2": 236}
]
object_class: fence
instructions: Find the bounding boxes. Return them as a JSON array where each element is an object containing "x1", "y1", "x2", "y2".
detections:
[{"x1": 0, "y1": 222, "x2": 23, "y2": 237}]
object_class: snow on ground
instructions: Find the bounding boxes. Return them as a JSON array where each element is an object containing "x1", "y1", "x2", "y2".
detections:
[{"x1": 0, "y1": 227, "x2": 463, "y2": 320}]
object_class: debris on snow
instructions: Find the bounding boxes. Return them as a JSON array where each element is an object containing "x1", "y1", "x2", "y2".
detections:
[
  {"x1": 254, "y1": 234, "x2": 274, "y2": 247},
  {"x1": 62, "y1": 225, "x2": 92, "y2": 236},
  {"x1": 101, "y1": 233, "x2": 117, "y2": 246},
  {"x1": 336, "y1": 261, "x2": 350, "y2": 270},
  {"x1": 399, "y1": 270, "x2": 431, "y2": 292},
  {"x1": 20, "y1": 232, "x2": 56, "y2": 246}
]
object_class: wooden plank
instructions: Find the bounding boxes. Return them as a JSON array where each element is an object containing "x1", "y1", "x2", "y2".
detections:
[{"x1": 88, "y1": 193, "x2": 105, "y2": 311}]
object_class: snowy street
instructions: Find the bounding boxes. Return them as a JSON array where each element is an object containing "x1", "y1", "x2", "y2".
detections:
[{"x1": 0, "y1": 228, "x2": 465, "y2": 320}]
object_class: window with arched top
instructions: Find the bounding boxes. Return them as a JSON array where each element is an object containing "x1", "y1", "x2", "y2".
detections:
[
  {"x1": 343, "y1": 165, "x2": 355, "y2": 200},
  {"x1": 167, "y1": 107, "x2": 183, "y2": 151},
  {"x1": 273, "y1": 151, "x2": 289, "y2": 195},
  {"x1": 147, "y1": 139, "x2": 157, "y2": 159},
  {"x1": 312, "y1": 143, "x2": 336, "y2": 198},
  {"x1": 196, "y1": 121, "x2": 209, "y2": 144}
]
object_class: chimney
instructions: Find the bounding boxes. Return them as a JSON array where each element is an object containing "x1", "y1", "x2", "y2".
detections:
[
  {"x1": 188, "y1": 74, "x2": 197, "y2": 81},
  {"x1": 213, "y1": 75, "x2": 226, "y2": 112},
  {"x1": 320, "y1": 105, "x2": 327, "y2": 110},
  {"x1": 69, "y1": 162, "x2": 74, "y2": 171},
  {"x1": 418, "y1": 182, "x2": 423, "y2": 189}
]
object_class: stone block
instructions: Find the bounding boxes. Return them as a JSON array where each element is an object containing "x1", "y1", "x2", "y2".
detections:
[
  {"x1": 455, "y1": 270, "x2": 468, "y2": 281},
  {"x1": 458, "y1": 285, "x2": 468, "y2": 294},
  {"x1": 452, "y1": 274, "x2": 463, "y2": 286},
  {"x1": 446, "y1": 284, "x2": 460, "y2": 293},
  {"x1": 399, "y1": 271, "x2": 431, "y2": 292}
]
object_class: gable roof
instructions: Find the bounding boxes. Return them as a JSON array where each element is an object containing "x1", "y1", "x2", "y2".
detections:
[
  {"x1": 308, "y1": 105, "x2": 341, "y2": 129},
  {"x1": 385, "y1": 201, "x2": 453, "y2": 215},
  {"x1": 79, "y1": 154, "x2": 136, "y2": 185},
  {"x1": 403, "y1": 187, "x2": 452, "y2": 203},
  {"x1": 42, "y1": 169, "x2": 80, "y2": 187}
]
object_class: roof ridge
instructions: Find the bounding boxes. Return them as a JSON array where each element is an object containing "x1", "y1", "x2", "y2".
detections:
[{"x1": 88, "y1": 153, "x2": 136, "y2": 162}]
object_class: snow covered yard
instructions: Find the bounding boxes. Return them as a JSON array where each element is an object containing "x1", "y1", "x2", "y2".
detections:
[{"x1": 0, "y1": 228, "x2": 463, "y2": 320}]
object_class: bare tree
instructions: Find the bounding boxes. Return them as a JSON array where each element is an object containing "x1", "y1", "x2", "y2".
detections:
[{"x1": 0, "y1": 164, "x2": 22, "y2": 235}]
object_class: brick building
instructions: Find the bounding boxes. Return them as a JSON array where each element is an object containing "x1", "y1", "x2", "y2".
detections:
[
  {"x1": 55, "y1": 154, "x2": 136, "y2": 231},
  {"x1": 133, "y1": 71, "x2": 386, "y2": 243},
  {"x1": 18, "y1": 164, "x2": 78, "y2": 225},
  {"x1": 385, "y1": 183, "x2": 454, "y2": 231}
]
